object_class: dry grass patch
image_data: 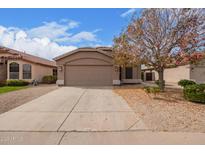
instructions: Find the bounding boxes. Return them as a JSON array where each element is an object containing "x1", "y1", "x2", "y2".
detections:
[{"x1": 114, "y1": 87, "x2": 205, "y2": 132}]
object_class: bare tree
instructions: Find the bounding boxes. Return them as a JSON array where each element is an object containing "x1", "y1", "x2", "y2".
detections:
[{"x1": 113, "y1": 8, "x2": 205, "y2": 91}]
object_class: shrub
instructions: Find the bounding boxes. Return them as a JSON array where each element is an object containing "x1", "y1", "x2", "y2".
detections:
[
  {"x1": 0, "y1": 81, "x2": 6, "y2": 87},
  {"x1": 144, "y1": 86, "x2": 160, "y2": 94},
  {"x1": 6, "y1": 80, "x2": 30, "y2": 86},
  {"x1": 42, "y1": 75, "x2": 57, "y2": 84},
  {"x1": 178, "y1": 79, "x2": 196, "y2": 88},
  {"x1": 155, "y1": 80, "x2": 165, "y2": 86},
  {"x1": 183, "y1": 84, "x2": 205, "y2": 103}
]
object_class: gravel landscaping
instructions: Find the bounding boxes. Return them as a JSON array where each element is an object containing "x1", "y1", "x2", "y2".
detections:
[
  {"x1": 0, "y1": 84, "x2": 58, "y2": 114},
  {"x1": 114, "y1": 86, "x2": 205, "y2": 133}
]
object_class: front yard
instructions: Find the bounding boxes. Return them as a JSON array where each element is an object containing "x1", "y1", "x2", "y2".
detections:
[
  {"x1": 114, "y1": 86, "x2": 205, "y2": 132},
  {"x1": 0, "y1": 86, "x2": 28, "y2": 94}
]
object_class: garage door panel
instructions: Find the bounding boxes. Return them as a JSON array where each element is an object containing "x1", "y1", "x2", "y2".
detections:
[{"x1": 65, "y1": 66, "x2": 112, "y2": 86}]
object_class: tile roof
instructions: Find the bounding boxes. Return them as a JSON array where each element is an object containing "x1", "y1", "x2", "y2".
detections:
[{"x1": 0, "y1": 46, "x2": 56, "y2": 67}]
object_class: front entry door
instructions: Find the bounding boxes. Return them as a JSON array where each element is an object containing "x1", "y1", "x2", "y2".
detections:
[
  {"x1": 125, "y1": 67, "x2": 133, "y2": 79},
  {"x1": 146, "y1": 72, "x2": 153, "y2": 81}
]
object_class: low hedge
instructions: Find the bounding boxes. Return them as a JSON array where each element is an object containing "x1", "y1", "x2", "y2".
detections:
[
  {"x1": 144, "y1": 86, "x2": 160, "y2": 94},
  {"x1": 42, "y1": 75, "x2": 57, "y2": 84},
  {"x1": 0, "y1": 81, "x2": 6, "y2": 87},
  {"x1": 6, "y1": 80, "x2": 30, "y2": 86},
  {"x1": 183, "y1": 84, "x2": 205, "y2": 103},
  {"x1": 155, "y1": 80, "x2": 165, "y2": 86},
  {"x1": 178, "y1": 79, "x2": 196, "y2": 88}
]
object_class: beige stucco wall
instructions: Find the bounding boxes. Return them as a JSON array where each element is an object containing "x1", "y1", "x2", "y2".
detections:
[
  {"x1": 143, "y1": 65, "x2": 191, "y2": 83},
  {"x1": 147, "y1": 65, "x2": 190, "y2": 83},
  {"x1": 163, "y1": 65, "x2": 190, "y2": 83},
  {"x1": 190, "y1": 59, "x2": 205, "y2": 83},
  {"x1": 0, "y1": 63, "x2": 7, "y2": 81},
  {"x1": 7, "y1": 59, "x2": 54, "y2": 82},
  {"x1": 32, "y1": 63, "x2": 54, "y2": 82},
  {"x1": 143, "y1": 59, "x2": 205, "y2": 84}
]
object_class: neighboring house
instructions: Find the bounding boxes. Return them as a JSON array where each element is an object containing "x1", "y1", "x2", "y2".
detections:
[
  {"x1": 0, "y1": 46, "x2": 57, "y2": 82},
  {"x1": 54, "y1": 47, "x2": 141, "y2": 86},
  {"x1": 141, "y1": 59, "x2": 205, "y2": 84}
]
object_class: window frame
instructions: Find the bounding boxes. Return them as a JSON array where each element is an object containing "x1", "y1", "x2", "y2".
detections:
[
  {"x1": 145, "y1": 72, "x2": 153, "y2": 81},
  {"x1": 53, "y1": 68, "x2": 57, "y2": 77},
  {"x1": 9, "y1": 62, "x2": 19, "y2": 79},
  {"x1": 23, "y1": 64, "x2": 32, "y2": 79},
  {"x1": 125, "y1": 67, "x2": 133, "y2": 79}
]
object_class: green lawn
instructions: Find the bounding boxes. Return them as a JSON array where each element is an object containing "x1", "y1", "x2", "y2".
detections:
[{"x1": 0, "y1": 86, "x2": 28, "y2": 94}]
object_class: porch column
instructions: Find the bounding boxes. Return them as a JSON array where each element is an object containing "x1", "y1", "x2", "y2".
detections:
[
  {"x1": 56, "y1": 65, "x2": 65, "y2": 86},
  {"x1": 112, "y1": 66, "x2": 121, "y2": 85},
  {"x1": 7, "y1": 61, "x2": 10, "y2": 80},
  {"x1": 19, "y1": 62, "x2": 23, "y2": 80}
]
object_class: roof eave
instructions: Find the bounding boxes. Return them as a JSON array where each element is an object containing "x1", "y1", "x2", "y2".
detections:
[{"x1": 53, "y1": 48, "x2": 112, "y2": 61}]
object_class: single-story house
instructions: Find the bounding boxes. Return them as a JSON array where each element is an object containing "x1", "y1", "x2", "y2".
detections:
[
  {"x1": 141, "y1": 59, "x2": 205, "y2": 84},
  {"x1": 0, "y1": 46, "x2": 57, "y2": 82},
  {"x1": 54, "y1": 47, "x2": 141, "y2": 86}
]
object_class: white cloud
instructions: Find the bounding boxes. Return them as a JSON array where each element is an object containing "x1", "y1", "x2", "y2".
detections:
[
  {"x1": 0, "y1": 26, "x2": 15, "y2": 47},
  {"x1": 27, "y1": 21, "x2": 73, "y2": 40},
  {"x1": 0, "y1": 19, "x2": 101, "y2": 60},
  {"x1": 16, "y1": 30, "x2": 27, "y2": 40},
  {"x1": 87, "y1": 43, "x2": 112, "y2": 48},
  {"x1": 121, "y1": 9, "x2": 136, "y2": 18},
  {"x1": 72, "y1": 31, "x2": 97, "y2": 42},
  {"x1": 27, "y1": 20, "x2": 99, "y2": 44},
  {"x1": 0, "y1": 25, "x2": 77, "y2": 60},
  {"x1": 13, "y1": 36, "x2": 77, "y2": 60},
  {"x1": 0, "y1": 26, "x2": 6, "y2": 35},
  {"x1": 67, "y1": 20, "x2": 80, "y2": 29},
  {"x1": 56, "y1": 31, "x2": 98, "y2": 43},
  {"x1": 54, "y1": 27, "x2": 101, "y2": 43}
]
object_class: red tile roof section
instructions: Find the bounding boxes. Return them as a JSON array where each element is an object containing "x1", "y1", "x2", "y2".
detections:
[{"x1": 0, "y1": 46, "x2": 56, "y2": 67}]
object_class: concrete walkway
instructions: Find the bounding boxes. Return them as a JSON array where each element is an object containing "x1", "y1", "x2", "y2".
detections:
[{"x1": 0, "y1": 87, "x2": 204, "y2": 144}]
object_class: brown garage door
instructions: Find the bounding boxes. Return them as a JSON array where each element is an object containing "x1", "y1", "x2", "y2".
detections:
[{"x1": 65, "y1": 65, "x2": 113, "y2": 86}]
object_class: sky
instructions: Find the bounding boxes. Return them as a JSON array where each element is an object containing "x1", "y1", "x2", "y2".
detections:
[{"x1": 0, "y1": 8, "x2": 141, "y2": 60}]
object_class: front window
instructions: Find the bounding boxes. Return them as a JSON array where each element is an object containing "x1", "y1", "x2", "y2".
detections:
[
  {"x1": 53, "y1": 69, "x2": 57, "y2": 77},
  {"x1": 125, "y1": 67, "x2": 133, "y2": 79},
  {"x1": 145, "y1": 72, "x2": 153, "y2": 81},
  {"x1": 23, "y1": 64, "x2": 32, "y2": 79},
  {"x1": 9, "y1": 62, "x2": 19, "y2": 79}
]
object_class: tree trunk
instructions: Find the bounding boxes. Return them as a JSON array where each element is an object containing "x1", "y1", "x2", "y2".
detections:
[{"x1": 157, "y1": 68, "x2": 165, "y2": 92}]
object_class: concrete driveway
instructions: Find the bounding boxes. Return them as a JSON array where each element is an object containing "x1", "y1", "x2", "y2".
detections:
[{"x1": 0, "y1": 87, "x2": 205, "y2": 144}]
